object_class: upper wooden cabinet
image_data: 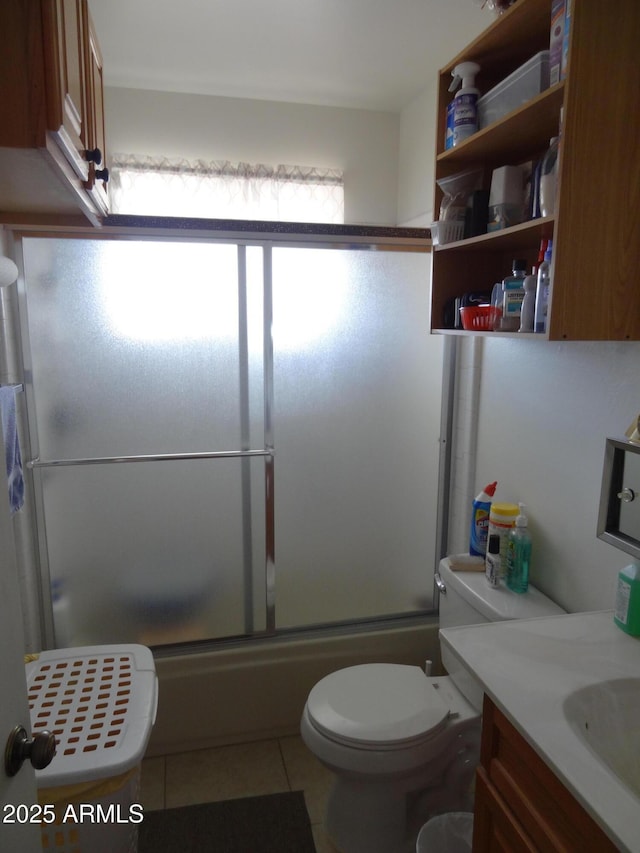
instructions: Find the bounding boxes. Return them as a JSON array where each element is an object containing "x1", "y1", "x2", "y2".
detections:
[
  {"x1": 0, "y1": 0, "x2": 109, "y2": 225},
  {"x1": 430, "y1": 0, "x2": 640, "y2": 341}
]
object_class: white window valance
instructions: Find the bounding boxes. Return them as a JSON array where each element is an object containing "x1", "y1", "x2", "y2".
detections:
[{"x1": 109, "y1": 154, "x2": 345, "y2": 224}]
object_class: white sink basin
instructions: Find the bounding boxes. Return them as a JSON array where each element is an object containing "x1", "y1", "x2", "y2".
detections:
[{"x1": 563, "y1": 678, "x2": 640, "y2": 798}]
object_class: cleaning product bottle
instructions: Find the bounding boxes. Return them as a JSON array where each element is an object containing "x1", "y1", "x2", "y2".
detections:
[
  {"x1": 469, "y1": 481, "x2": 498, "y2": 557},
  {"x1": 539, "y1": 136, "x2": 560, "y2": 217},
  {"x1": 534, "y1": 239, "x2": 553, "y2": 333},
  {"x1": 498, "y1": 259, "x2": 528, "y2": 331},
  {"x1": 506, "y1": 503, "x2": 532, "y2": 593},
  {"x1": 613, "y1": 563, "x2": 640, "y2": 636},
  {"x1": 485, "y1": 534, "x2": 501, "y2": 588},
  {"x1": 449, "y1": 62, "x2": 480, "y2": 147},
  {"x1": 444, "y1": 100, "x2": 456, "y2": 150}
]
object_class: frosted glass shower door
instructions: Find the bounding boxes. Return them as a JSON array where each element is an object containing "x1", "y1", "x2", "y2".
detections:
[
  {"x1": 21, "y1": 238, "x2": 267, "y2": 647},
  {"x1": 272, "y1": 246, "x2": 442, "y2": 628},
  {"x1": 19, "y1": 234, "x2": 440, "y2": 649}
]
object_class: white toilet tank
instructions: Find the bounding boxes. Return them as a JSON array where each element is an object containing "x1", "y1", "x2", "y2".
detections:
[
  {"x1": 437, "y1": 556, "x2": 565, "y2": 708},
  {"x1": 437, "y1": 556, "x2": 564, "y2": 630}
]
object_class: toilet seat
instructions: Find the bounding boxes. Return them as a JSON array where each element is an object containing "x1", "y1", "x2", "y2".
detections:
[{"x1": 306, "y1": 664, "x2": 450, "y2": 749}]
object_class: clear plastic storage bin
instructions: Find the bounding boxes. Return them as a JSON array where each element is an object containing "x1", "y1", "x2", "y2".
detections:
[
  {"x1": 477, "y1": 51, "x2": 550, "y2": 129},
  {"x1": 27, "y1": 645, "x2": 158, "y2": 853}
]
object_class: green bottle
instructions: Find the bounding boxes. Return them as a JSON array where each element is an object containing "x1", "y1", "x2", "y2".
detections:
[
  {"x1": 506, "y1": 503, "x2": 531, "y2": 594},
  {"x1": 614, "y1": 563, "x2": 640, "y2": 636}
]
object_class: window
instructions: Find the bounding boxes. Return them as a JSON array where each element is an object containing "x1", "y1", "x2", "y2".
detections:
[{"x1": 110, "y1": 154, "x2": 345, "y2": 223}]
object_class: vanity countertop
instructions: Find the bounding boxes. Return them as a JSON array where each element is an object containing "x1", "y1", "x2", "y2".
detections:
[{"x1": 440, "y1": 609, "x2": 640, "y2": 853}]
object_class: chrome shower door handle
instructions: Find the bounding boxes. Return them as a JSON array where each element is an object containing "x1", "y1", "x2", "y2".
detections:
[{"x1": 434, "y1": 572, "x2": 446, "y2": 595}]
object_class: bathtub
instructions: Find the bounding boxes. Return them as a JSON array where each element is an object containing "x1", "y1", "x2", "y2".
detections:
[{"x1": 146, "y1": 618, "x2": 440, "y2": 756}]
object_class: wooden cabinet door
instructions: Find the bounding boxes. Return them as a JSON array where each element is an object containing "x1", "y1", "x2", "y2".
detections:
[
  {"x1": 42, "y1": 0, "x2": 90, "y2": 181},
  {"x1": 473, "y1": 768, "x2": 537, "y2": 853},
  {"x1": 84, "y1": 7, "x2": 108, "y2": 213},
  {"x1": 478, "y1": 697, "x2": 619, "y2": 852}
]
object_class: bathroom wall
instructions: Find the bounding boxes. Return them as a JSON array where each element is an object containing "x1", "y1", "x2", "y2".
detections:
[
  {"x1": 104, "y1": 87, "x2": 400, "y2": 225},
  {"x1": 446, "y1": 337, "x2": 640, "y2": 614},
  {"x1": 397, "y1": 80, "x2": 438, "y2": 227}
]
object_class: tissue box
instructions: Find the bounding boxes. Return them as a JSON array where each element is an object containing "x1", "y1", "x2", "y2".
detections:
[{"x1": 487, "y1": 165, "x2": 525, "y2": 232}]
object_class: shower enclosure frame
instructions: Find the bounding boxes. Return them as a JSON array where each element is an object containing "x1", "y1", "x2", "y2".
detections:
[{"x1": 5, "y1": 221, "x2": 453, "y2": 655}]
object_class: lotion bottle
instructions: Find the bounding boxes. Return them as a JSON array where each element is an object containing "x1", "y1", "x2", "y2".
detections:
[{"x1": 519, "y1": 268, "x2": 537, "y2": 332}]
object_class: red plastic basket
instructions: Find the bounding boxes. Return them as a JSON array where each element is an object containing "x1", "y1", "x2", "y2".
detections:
[{"x1": 459, "y1": 305, "x2": 498, "y2": 331}]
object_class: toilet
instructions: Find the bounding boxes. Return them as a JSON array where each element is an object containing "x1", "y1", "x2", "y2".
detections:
[{"x1": 301, "y1": 556, "x2": 565, "y2": 853}]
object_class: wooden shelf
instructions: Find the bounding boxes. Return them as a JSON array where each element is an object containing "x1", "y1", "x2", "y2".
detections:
[
  {"x1": 443, "y1": 0, "x2": 552, "y2": 77},
  {"x1": 434, "y1": 216, "x2": 555, "y2": 253},
  {"x1": 436, "y1": 84, "x2": 565, "y2": 173}
]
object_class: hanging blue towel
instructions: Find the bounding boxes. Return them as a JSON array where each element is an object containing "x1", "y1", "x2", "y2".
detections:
[{"x1": 0, "y1": 385, "x2": 24, "y2": 514}]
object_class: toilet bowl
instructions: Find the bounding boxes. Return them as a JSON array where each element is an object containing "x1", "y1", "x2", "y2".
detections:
[
  {"x1": 301, "y1": 664, "x2": 480, "y2": 853},
  {"x1": 301, "y1": 556, "x2": 565, "y2": 853}
]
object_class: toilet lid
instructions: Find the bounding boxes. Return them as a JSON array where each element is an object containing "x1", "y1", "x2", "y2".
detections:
[{"x1": 306, "y1": 664, "x2": 450, "y2": 748}]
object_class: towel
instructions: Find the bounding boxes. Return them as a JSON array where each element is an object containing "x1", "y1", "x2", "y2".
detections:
[{"x1": 0, "y1": 385, "x2": 24, "y2": 514}]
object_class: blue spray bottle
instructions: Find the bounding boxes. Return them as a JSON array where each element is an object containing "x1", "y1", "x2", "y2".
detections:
[{"x1": 469, "y1": 481, "x2": 497, "y2": 557}]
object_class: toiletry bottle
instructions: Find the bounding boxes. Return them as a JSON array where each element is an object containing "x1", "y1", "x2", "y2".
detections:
[
  {"x1": 499, "y1": 259, "x2": 527, "y2": 331},
  {"x1": 490, "y1": 282, "x2": 503, "y2": 331},
  {"x1": 534, "y1": 239, "x2": 553, "y2": 333},
  {"x1": 485, "y1": 534, "x2": 501, "y2": 588},
  {"x1": 519, "y1": 267, "x2": 537, "y2": 332},
  {"x1": 614, "y1": 563, "x2": 640, "y2": 636},
  {"x1": 487, "y1": 502, "x2": 519, "y2": 574},
  {"x1": 449, "y1": 62, "x2": 481, "y2": 147},
  {"x1": 469, "y1": 481, "x2": 498, "y2": 557},
  {"x1": 506, "y1": 503, "x2": 531, "y2": 593},
  {"x1": 539, "y1": 136, "x2": 559, "y2": 217}
]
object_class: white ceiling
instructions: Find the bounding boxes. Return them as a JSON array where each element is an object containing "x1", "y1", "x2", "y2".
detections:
[{"x1": 88, "y1": 0, "x2": 489, "y2": 112}]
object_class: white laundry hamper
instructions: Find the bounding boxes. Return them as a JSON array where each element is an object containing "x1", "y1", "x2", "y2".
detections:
[{"x1": 26, "y1": 645, "x2": 158, "y2": 853}]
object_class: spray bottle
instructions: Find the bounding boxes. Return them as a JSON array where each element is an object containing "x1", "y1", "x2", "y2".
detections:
[
  {"x1": 449, "y1": 62, "x2": 481, "y2": 147},
  {"x1": 469, "y1": 481, "x2": 497, "y2": 557}
]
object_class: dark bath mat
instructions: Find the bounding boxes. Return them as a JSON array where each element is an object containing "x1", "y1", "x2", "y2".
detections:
[{"x1": 138, "y1": 790, "x2": 316, "y2": 853}]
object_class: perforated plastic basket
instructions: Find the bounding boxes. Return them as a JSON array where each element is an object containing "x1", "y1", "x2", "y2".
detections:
[{"x1": 27, "y1": 645, "x2": 157, "y2": 853}]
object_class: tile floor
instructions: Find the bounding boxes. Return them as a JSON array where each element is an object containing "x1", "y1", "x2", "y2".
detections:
[{"x1": 140, "y1": 735, "x2": 339, "y2": 852}]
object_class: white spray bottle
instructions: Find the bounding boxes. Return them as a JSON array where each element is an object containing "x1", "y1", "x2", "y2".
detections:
[{"x1": 450, "y1": 61, "x2": 481, "y2": 147}]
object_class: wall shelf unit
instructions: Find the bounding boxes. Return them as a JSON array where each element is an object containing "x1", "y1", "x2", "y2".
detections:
[{"x1": 430, "y1": 0, "x2": 640, "y2": 341}]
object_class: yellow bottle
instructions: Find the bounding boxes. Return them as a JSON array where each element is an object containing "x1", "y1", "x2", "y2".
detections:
[{"x1": 487, "y1": 503, "x2": 519, "y2": 580}]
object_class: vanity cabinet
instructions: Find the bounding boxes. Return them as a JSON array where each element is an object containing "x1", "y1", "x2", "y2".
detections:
[
  {"x1": 431, "y1": 0, "x2": 640, "y2": 341},
  {"x1": 473, "y1": 696, "x2": 617, "y2": 852},
  {"x1": 0, "y1": 0, "x2": 109, "y2": 225}
]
